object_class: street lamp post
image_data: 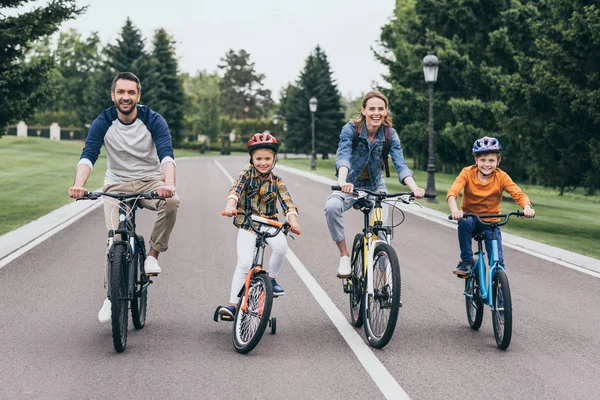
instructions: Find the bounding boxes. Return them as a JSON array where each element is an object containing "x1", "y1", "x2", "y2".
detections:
[
  {"x1": 309, "y1": 97, "x2": 318, "y2": 170},
  {"x1": 423, "y1": 52, "x2": 439, "y2": 202}
]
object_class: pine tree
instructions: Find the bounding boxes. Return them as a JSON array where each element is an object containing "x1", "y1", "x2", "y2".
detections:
[
  {"x1": 85, "y1": 18, "x2": 153, "y2": 122},
  {"x1": 285, "y1": 46, "x2": 344, "y2": 157},
  {"x1": 149, "y1": 28, "x2": 185, "y2": 145},
  {"x1": 0, "y1": 0, "x2": 84, "y2": 134}
]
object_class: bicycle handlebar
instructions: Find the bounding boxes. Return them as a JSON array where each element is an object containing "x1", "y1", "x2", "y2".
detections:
[
  {"x1": 77, "y1": 191, "x2": 165, "y2": 201},
  {"x1": 221, "y1": 210, "x2": 301, "y2": 236},
  {"x1": 331, "y1": 185, "x2": 435, "y2": 202},
  {"x1": 447, "y1": 211, "x2": 529, "y2": 227}
]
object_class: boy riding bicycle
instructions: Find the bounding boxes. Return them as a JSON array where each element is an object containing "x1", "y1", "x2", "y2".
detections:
[
  {"x1": 219, "y1": 132, "x2": 300, "y2": 319},
  {"x1": 447, "y1": 136, "x2": 535, "y2": 277}
]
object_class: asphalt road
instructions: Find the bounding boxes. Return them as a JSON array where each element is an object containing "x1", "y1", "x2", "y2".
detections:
[{"x1": 1, "y1": 156, "x2": 599, "y2": 400}]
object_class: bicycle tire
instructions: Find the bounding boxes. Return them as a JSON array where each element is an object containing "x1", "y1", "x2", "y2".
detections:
[
  {"x1": 131, "y1": 240, "x2": 148, "y2": 330},
  {"x1": 110, "y1": 244, "x2": 129, "y2": 353},
  {"x1": 349, "y1": 233, "x2": 364, "y2": 327},
  {"x1": 232, "y1": 273, "x2": 273, "y2": 354},
  {"x1": 465, "y1": 272, "x2": 484, "y2": 330},
  {"x1": 362, "y1": 243, "x2": 401, "y2": 349},
  {"x1": 492, "y1": 269, "x2": 512, "y2": 350}
]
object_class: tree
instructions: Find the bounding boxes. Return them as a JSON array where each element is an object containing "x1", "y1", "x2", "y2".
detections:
[
  {"x1": 218, "y1": 49, "x2": 274, "y2": 119},
  {"x1": 149, "y1": 28, "x2": 184, "y2": 145},
  {"x1": 85, "y1": 18, "x2": 153, "y2": 122},
  {"x1": 0, "y1": 0, "x2": 85, "y2": 135},
  {"x1": 182, "y1": 71, "x2": 221, "y2": 141},
  {"x1": 30, "y1": 29, "x2": 101, "y2": 127},
  {"x1": 284, "y1": 46, "x2": 344, "y2": 157}
]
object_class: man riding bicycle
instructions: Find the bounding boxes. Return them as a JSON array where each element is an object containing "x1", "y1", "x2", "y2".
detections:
[{"x1": 68, "y1": 72, "x2": 179, "y2": 323}]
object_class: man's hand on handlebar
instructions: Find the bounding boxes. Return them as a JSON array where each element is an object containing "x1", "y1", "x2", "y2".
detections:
[
  {"x1": 69, "y1": 186, "x2": 86, "y2": 199},
  {"x1": 156, "y1": 185, "x2": 176, "y2": 198}
]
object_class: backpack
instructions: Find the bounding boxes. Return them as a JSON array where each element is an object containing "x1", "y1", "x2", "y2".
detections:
[{"x1": 351, "y1": 122, "x2": 392, "y2": 177}]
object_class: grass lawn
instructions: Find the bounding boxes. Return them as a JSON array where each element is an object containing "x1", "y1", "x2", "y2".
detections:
[
  {"x1": 0, "y1": 137, "x2": 204, "y2": 236},
  {"x1": 278, "y1": 157, "x2": 600, "y2": 260}
]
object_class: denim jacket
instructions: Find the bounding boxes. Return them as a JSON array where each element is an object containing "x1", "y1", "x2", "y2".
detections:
[{"x1": 334, "y1": 121, "x2": 413, "y2": 188}]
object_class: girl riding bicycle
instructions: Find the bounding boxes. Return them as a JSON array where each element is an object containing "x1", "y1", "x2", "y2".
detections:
[{"x1": 219, "y1": 132, "x2": 300, "y2": 319}]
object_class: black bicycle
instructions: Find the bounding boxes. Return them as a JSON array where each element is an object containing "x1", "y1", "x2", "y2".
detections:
[{"x1": 79, "y1": 191, "x2": 163, "y2": 352}]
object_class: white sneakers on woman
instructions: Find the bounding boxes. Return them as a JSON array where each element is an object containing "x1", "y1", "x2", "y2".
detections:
[{"x1": 337, "y1": 256, "x2": 351, "y2": 278}]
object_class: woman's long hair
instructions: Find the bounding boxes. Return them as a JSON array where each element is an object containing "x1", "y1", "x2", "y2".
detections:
[{"x1": 352, "y1": 91, "x2": 393, "y2": 133}]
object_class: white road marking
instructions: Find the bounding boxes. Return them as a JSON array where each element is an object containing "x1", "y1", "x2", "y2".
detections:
[{"x1": 215, "y1": 159, "x2": 410, "y2": 400}]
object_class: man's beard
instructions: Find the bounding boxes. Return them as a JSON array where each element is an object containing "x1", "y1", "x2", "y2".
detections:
[{"x1": 115, "y1": 100, "x2": 136, "y2": 115}]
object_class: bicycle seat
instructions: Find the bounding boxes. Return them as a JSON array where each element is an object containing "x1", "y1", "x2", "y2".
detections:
[{"x1": 473, "y1": 232, "x2": 485, "y2": 242}]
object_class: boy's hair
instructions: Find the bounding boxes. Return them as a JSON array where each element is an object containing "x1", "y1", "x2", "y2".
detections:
[{"x1": 111, "y1": 72, "x2": 142, "y2": 93}]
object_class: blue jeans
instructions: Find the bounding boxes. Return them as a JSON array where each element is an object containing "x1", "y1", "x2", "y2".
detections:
[
  {"x1": 457, "y1": 217, "x2": 504, "y2": 265},
  {"x1": 324, "y1": 179, "x2": 387, "y2": 243}
]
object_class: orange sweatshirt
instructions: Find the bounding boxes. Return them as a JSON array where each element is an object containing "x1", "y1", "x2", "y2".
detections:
[{"x1": 446, "y1": 166, "x2": 531, "y2": 215}]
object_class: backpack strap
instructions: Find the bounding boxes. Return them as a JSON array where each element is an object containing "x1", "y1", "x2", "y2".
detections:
[{"x1": 383, "y1": 126, "x2": 391, "y2": 178}]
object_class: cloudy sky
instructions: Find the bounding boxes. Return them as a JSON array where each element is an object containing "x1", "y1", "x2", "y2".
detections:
[{"x1": 55, "y1": 0, "x2": 396, "y2": 100}]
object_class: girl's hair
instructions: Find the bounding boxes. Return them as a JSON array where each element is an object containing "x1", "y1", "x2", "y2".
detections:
[{"x1": 352, "y1": 91, "x2": 393, "y2": 131}]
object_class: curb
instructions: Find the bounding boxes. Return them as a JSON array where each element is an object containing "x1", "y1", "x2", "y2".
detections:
[{"x1": 275, "y1": 164, "x2": 600, "y2": 276}]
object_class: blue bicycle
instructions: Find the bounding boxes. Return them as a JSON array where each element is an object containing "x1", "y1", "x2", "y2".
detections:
[{"x1": 450, "y1": 211, "x2": 526, "y2": 350}]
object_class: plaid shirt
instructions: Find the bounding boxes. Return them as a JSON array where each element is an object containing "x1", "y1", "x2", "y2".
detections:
[{"x1": 228, "y1": 165, "x2": 298, "y2": 231}]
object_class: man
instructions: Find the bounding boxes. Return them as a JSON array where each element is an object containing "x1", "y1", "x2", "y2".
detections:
[{"x1": 68, "y1": 72, "x2": 179, "y2": 322}]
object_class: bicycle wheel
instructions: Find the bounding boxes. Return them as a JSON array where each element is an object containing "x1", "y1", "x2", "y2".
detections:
[
  {"x1": 232, "y1": 273, "x2": 273, "y2": 354},
  {"x1": 465, "y1": 272, "x2": 484, "y2": 330},
  {"x1": 109, "y1": 244, "x2": 129, "y2": 353},
  {"x1": 349, "y1": 233, "x2": 364, "y2": 327},
  {"x1": 362, "y1": 243, "x2": 401, "y2": 349},
  {"x1": 131, "y1": 240, "x2": 148, "y2": 330},
  {"x1": 492, "y1": 269, "x2": 512, "y2": 350}
]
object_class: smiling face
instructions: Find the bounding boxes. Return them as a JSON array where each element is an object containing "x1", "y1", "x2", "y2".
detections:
[
  {"x1": 362, "y1": 97, "x2": 387, "y2": 132},
  {"x1": 251, "y1": 148, "x2": 277, "y2": 174},
  {"x1": 474, "y1": 152, "x2": 501, "y2": 177},
  {"x1": 111, "y1": 78, "x2": 141, "y2": 116}
]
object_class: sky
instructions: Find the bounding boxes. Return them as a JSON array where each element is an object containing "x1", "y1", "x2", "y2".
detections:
[{"x1": 54, "y1": 0, "x2": 397, "y2": 100}]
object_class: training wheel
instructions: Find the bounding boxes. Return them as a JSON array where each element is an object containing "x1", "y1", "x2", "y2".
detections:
[{"x1": 270, "y1": 317, "x2": 277, "y2": 334}]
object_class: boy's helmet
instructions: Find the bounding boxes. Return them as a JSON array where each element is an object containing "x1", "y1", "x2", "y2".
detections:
[
  {"x1": 248, "y1": 132, "x2": 279, "y2": 154},
  {"x1": 473, "y1": 136, "x2": 502, "y2": 155}
]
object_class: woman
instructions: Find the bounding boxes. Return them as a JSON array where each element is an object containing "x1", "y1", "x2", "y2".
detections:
[{"x1": 324, "y1": 91, "x2": 425, "y2": 278}]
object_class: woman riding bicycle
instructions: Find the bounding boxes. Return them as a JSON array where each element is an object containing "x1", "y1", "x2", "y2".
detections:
[
  {"x1": 325, "y1": 91, "x2": 425, "y2": 279},
  {"x1": 219, "y1": 132, "x2": 301, "y2": 319}
]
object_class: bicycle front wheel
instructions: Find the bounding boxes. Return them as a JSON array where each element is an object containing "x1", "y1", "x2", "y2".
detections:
[
  {"x1": 465, "y1": 272, "x2": 484, "y2": 330},
  {"x1": 109, "y1": 244, "x2": 129, "y2": 353},
  {"x1": 362, "y1": 243, "x2": 401, "y2": 349},
  {"x1": 492, "y1": 269, "x2": 512, "y2": 350},
  {"x1": 131, "y1": 241, "x2": 148, "y2": 330},
  {"x1": 349, "y1": 233, "x2": 364, "y2": 327},
  {"x1": 233, "y1": 273, "x2": 273, "y2": 354}
]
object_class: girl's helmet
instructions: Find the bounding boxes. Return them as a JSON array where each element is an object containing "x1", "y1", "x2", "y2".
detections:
[
  {"x1": 248, "y1": 132, "x2": 279, "y2": 154},
  {"x1": 473, "y1": 136, "x2": 502, "y2": 155}
]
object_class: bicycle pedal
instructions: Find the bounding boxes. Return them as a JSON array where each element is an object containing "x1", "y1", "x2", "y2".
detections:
[{"x1": 146, "y1": 272, "x2": 159, "y2": 277}]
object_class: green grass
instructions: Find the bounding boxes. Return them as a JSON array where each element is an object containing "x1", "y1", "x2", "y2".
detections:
[
  {"x1": 278, "y1": 157, "x2": 600, "y2": 260},
  {"x1": 0, "y1": 137, "x2": 203, "y2": 236}
]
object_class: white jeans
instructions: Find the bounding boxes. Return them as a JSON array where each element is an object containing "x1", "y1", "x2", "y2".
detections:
[{"x1": 228, "y1": 227, "x2": 288, "y2": 304}]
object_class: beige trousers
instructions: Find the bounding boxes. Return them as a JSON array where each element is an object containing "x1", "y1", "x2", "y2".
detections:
[{"x1": 102, "y1": 179, "x2": 180, "y2": 252}]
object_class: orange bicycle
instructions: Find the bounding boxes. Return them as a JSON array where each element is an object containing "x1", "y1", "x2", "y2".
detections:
[{"x1": 215, "y1": 211, "x2": 300, "y2": 354}]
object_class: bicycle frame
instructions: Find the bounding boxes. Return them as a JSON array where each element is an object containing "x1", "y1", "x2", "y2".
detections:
[
  {"x1": 363, "y1": 203, "x2": 390, "y2": 297},
  {"x1": 471, "y1": 229, "x2": 504, "y2": 308}
]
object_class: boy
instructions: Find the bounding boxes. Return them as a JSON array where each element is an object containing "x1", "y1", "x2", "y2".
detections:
[{"x1": 447, "y1": 136, "x2": 535, "y2": 276}]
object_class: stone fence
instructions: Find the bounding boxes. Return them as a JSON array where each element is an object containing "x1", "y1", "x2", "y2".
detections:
[{"x1": 6, "y1": 121, "x2": 87, "y2": 140}]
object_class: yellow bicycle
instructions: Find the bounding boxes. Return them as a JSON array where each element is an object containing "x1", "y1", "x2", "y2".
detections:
[{"x1": 333, "y1": 186, "x2": 431, "y2": 348}]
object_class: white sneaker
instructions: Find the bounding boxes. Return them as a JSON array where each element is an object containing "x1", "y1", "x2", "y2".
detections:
[
  {"x1": 98, "y1": 298, "x2": 111, "y2": 323},
  {"x1": 337, "y1": 256, "x2": 351, "y2": 278},
  {"x1": 145, "y1": 256, "x2": 161, "y2": 275}
]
